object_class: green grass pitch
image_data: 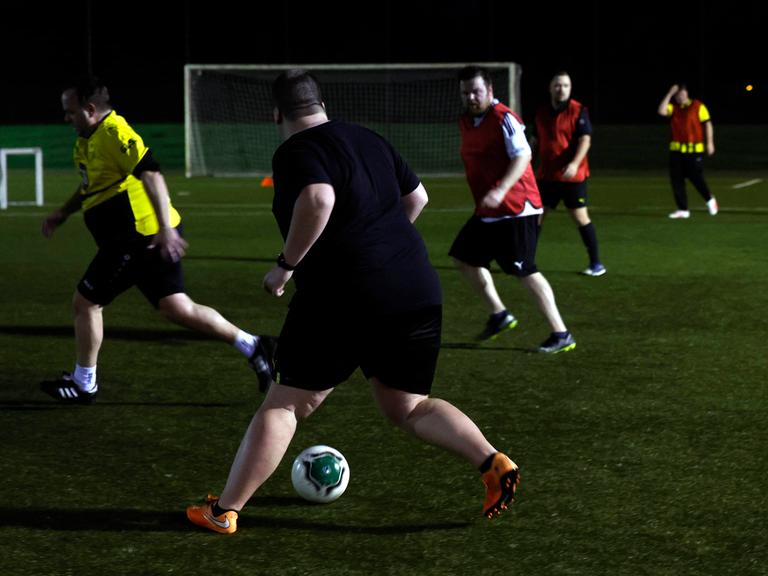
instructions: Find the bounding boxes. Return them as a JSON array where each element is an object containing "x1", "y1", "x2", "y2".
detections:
[{"x1": 0, "y1": 168, "x2": 766, "y2": 575}]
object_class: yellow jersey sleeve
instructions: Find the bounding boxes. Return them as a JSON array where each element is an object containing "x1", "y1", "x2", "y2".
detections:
[{"x1": 698, "y1": 103, "x2": 711, "y2": 123}]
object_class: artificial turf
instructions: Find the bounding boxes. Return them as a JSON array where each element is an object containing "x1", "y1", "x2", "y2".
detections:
[{"x1": 0, "y1": 169, "x2": 765, "y2": 575}]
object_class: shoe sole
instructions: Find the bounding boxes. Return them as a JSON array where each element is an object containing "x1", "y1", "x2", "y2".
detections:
[
  {"x1": 581, "y1": 269, "x2": 606, "y2": 277},
  {"x1": 484, "y1": 467, "x2": 521, "y2": 519},
  {"x1": 539, "y1": 342, "x2": 577, "y2": 354},
  {"x1": 488, "y1": 319, "x2": 519, "y2": 341}
]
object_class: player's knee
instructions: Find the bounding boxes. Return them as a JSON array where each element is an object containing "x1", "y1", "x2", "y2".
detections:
[
  {"x1": 381, "y1": 396, "x2": 424, "y2": 427},
  {"x1": 72, "y1": 291, "x2": 100, "y2": 316},
  {"x1": 569, "y1": 207, "x2": 590, "y2": 226},
  {"x1": 265, "y1": 393, "x2": 325, "y2": 421},
  {"x1": 157, "y1": 293, "x2": 194, "y2": 323},
  {"x1": 294, "y1": 400, "x2": 321, "y2": 420}
]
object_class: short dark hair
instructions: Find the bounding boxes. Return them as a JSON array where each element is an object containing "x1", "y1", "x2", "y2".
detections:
[
  {"x1": 551, "y1": 70, "x2": 571, "y2": 81},
  {"x1": 272, "y1": 69, "x2": 324, "y2": 120},
  {"x1": 64, "y1": 76, "x2": 111, "y2": 109},
  {"x1": 458, "y1": 65, "x2": 492, "y2": 86}
]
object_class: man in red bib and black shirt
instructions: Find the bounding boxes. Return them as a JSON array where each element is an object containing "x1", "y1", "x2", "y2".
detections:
[
  {"x1": 657, "y1": 83, "x2": 718, "y2": 219},
  {"x1": 533, "y1": 72, "x2": 605, "y2": 277},
  {"x1": 450, "y1": 65, "x2": 575, "y2": 353}
]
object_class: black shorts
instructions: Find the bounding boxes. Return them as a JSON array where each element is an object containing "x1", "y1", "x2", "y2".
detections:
[
  {"x1": 77, "y1": 231, "x2": 185, "y2": 308},
  {"x1": 449, "y1": 215, "x2": 539, "y2": 277},
  {"x1": 539, "y1": 180, "x2": 589, "y2": 210},
  {"x1": 276, "y1": 302, "x2": 442, "y2": 395}
]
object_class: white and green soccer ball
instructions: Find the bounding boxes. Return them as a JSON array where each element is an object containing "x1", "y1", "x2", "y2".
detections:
[{"x1": 291, "y1": 445, "x2": 350, "y2": 503}]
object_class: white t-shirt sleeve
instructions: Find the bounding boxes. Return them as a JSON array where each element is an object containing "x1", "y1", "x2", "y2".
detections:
[{"x1": 502, "y1": 113, "x2": 532, "y2": 158}]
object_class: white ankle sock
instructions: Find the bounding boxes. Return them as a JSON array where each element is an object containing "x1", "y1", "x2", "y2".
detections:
[
  {"x1": 73, "y1": 363, "x2": 98, "y2": 393},
  {"x1": 234, "y1": 331, "x2": 258, "y2": 358}
]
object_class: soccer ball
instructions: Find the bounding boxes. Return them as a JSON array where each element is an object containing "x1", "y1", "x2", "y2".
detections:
[{"x1": 290, "y1": 445, "x2": 350, "y2": 503}]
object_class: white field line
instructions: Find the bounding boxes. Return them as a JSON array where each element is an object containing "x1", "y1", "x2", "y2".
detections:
[
  {"x1": 4, "y1": 205, "x2": 768, "y2": 218},
  {"x1": 732, "y1": 179, "x2": 763, "y2": 189}
]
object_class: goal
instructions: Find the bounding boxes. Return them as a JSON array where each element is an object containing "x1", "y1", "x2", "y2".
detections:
[
  {"x1": 184, "y1": 63, "x2": 521, "y2": 178},
  {"x1": 0, "y1": 147, "x2": 44, "y2": 210}
]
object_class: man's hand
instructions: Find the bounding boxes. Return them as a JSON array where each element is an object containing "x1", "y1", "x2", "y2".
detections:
[
  {"x1": 42, "y1": 210, "x2": 68, "y2": 238},
  {"x1": 561, "y1": 162, "x2": 579, "y2": 180},
  {"x1": 149, "y1": 226, "x2": 188, "y2": 262},
  {"x1": 480, "y1": 186, "x2": 507, "y2": 210},
  {"x1": 263, "y1": 266, "x2": 293, "y2": 297}
]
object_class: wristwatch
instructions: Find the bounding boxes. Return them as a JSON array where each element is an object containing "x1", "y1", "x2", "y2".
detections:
[{"x1": 276, "y1": 252, "x2": 296, "y2": 271}]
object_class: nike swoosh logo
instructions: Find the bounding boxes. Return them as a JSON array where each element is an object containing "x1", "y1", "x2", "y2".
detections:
[{"x1": 208, "y1": 513, "x2": 230, "y2": 529}]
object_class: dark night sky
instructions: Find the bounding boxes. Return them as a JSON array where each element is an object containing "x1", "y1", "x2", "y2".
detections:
[{"x1": 1, "y1": 0, "x2": 764, "y2": 125}]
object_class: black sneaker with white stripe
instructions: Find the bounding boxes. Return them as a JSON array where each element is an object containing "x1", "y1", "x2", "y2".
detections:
[
  {"x1": 248, "y1": 336, "x2": 277, "y2": 393},
  {"x1": 40, "y1": 372, "x2": 97, "y2": 405}
]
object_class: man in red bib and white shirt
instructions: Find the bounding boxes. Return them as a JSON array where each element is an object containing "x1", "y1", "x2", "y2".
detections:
[
  {"x1": 533, "y1": 72, "x2": 605, "y2": 277},
  {"x1": 450, "y1": 65, "x2": 575, "y2": 354}
]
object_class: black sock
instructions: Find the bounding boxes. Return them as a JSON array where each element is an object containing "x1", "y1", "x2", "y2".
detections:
[
  {"x1": 479, "y1": 453, "x2": 497, "y2": 474},
  {"x1": 490, "y1": 310, "x2": 508, "y2": 322},
  {"x1": 578, "y1": 222, "x2": 601, "y2": 266},
  {"x1": 553, "y1": 331, "x2": 570, "y2": 338},
  {"x1": 212, "y1": 501, "x2": 236, "y2": 517}
]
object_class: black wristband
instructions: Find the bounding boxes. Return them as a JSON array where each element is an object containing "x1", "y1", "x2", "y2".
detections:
[{"x1": 276, "y1": 253, "x2": 296, "y2": 271}]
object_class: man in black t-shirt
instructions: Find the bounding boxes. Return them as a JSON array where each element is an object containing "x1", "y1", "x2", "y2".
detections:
[{"x1": 187, "y1": 70, "x2": 521, "y2": 534}]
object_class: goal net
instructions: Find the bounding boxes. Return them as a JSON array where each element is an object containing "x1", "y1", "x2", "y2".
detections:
[{"x1": 184, "y1": 63, "x2": 521, "y2": 177}]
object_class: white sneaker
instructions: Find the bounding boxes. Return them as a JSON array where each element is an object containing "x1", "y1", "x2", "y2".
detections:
[
  {"x1": 668, "y1": 210, "x2": 691, "y2": 219},
  {"x1": 707, "y1": 197, "x2": 719, "y2": 215},
  {"x1": 581, "y1": 263, "x2": 607, "y2": 277}
]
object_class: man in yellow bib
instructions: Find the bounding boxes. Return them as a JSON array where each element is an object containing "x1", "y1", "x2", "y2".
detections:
[
  {"x1": 657, "y1": 83, "x2": 718, "y2": 219},
  {"x1": 40, "y1": 77, "x2": 274, "y2": 403}
]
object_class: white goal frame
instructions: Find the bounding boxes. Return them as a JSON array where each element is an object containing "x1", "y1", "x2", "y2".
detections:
[
  {"x1": 0, "y1": 147, "x2": 44, "y2": 210},
  {"x1": 184, "y1": 62, "x2": 521, "y2": 178}
]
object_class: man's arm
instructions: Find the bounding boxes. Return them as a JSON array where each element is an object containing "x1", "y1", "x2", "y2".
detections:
[
  {"x1": 481, "y1": 112, "x2": 533, "y2": 210},
  {"x1": 480, "y1": 153, "x2": 531, "y2": 210},
  {"x1": 657, "y1": 85, "x2": 678, "y2": 117},
  {"x1": 562, "y1": 134, "x2": 591, "y2": 180},
  {"x1": 705, "y1": 121, "x2": 715, "y2": 156},
  {"x1": 263, "y1": 183, "x2": 335, "y2": 297},
  {"x1": 401, "y1": 182, "x2": 428, "y2": 223},
  {"x1": 42, "y1": 186, "x2": 83, "y2": 238},
  {"x1": 141, "y1": 170, "x2": 189, "y2": 262}
]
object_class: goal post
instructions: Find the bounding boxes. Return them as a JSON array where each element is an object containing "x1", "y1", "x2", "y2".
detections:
[
  {"x1": 184, "y1": 63, "x2": 521, "y2": 178},
  {"x1": 0, "y1": 147, "x2": 44, "y2": 210}
]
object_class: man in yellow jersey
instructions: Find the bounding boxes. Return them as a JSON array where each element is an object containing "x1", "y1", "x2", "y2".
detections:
[
  {"x1": 40, "y1": 77, "x2": 275, "y2": 403},
  {"x1": 657, "y1": 83, "x2": 718, "y2": 219}
]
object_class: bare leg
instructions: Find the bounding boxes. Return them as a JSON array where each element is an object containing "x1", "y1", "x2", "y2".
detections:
[
  {"x1": 218, "y1": 384, "x2": 334, "y2": 510},
  {"x1": 568, "y1": 206, "x2": 591, "y2": 227},
  {"x1": 519, "y1": 272, "x2": 567, "y2": 333},
  {"x1": 371, "y1": 378, "x2": 496, "y2": 468},
  {"x1": 158, "y1": 292, "x2": 240, "y2": 343},
  {"x1": 73, "y1": 291, "x2": 103, "y2": 366},
  {"x1": 452, "y1": 258, "x2": 506, "y2": 315}
]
